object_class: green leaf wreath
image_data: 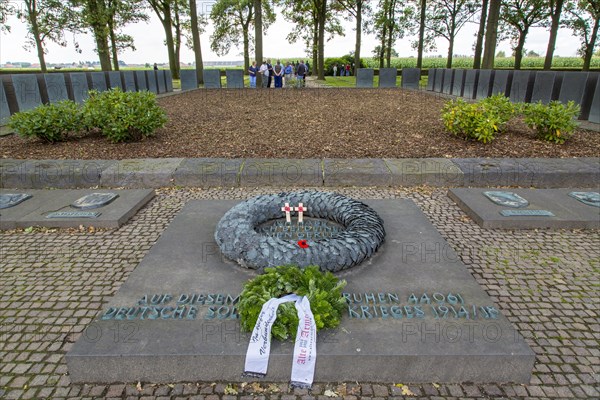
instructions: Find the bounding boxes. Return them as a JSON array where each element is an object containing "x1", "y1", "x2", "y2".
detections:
[{"x1": 238, "y1": 265, "x2": 347, "y2": 341}]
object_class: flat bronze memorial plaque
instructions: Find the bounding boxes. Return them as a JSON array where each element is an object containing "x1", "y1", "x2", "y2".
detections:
[
  {"x1": 568, "y1": 191, "x2": 600, "y2": 208},
  {"x1": 0, "y1": 193, "x2": 32, "y2": 209},
  {"x1": 71, "y1": 192, "x2": 119, "y2": 210},
  {"x1": 46, "y1": 211, "x2": 101, "y2": 219},
  {"x1": 500, "y1": 210, "x2": 555, "y2": 217}
]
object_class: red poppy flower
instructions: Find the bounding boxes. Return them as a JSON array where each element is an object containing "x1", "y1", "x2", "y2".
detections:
[{"x1": 298, "y1": 240, "x2": 309, "y2": 248}]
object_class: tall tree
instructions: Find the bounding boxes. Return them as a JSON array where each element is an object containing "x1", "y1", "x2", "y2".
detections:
[
  {"x1": 482, "y1": 0, "x2": 501, "y2": 68},
  {"x1": 209, "y1": 0, "x2": 274, "y2": 74},
  {"x1": 147, "y1": 0, "x2": 178, "y2": 78},
  {"x1": 425, "y1": 0, "x2": 479, "y2": 68},
  {"x1": 106, "y1": 1, "x2": 148, "y2": 70},
  {"x1": 337, "y1": 0, "x2": 371, "y2": 74},
  {"x1": 565, "y1": 0, "x2": 599, "y2": 70},
  {"x1": 500, "y1": 0, "x2": 548, "y2": 69},
  {"x1": 473, "y1": 0, "x2": 488, "y2": 69},
  {"x1": 543, "y1": 0, "x2": 566, "y2": 69},
  {"x1": 372, "y1": 0, "x2": 412, "y2": 68},
  {"x1": 73, "y1": 0, "x2": 113, "y2": 70},
  {"x1": 18, "y1": 1, "x2": 75, "y2": 73},
  {"x1": 416, "y1": 0, "x2": 427, "y2": 68},
  {"x1": 254, "y1": 0, "x2": 263, "y2": 87},
  {"x1": 189, "y1": 0, "x2": 204, "y2": 83}
]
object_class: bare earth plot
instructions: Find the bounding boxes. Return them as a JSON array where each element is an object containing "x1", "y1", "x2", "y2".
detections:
[{"x1": 1, "y1": 89, "x2": 599, "y2": 160}]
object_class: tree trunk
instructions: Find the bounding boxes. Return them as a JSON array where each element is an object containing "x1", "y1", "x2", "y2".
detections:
[
  {"x1": 482, "y1": 0, "x2": 501, "y2": 69},
  {"x1": 27, "y1": 2, "x2": 48, "y2": 73},
  {"x1": 416, "y1": 0, "x2": 426, "y2": 69},
  {"x1": 173, "y1": 2, "x2": 181, "y2": 79},
  {"x1": 108, "y1": 18, "x2": 119, "y2": 71},
  {"x1": 544, "y1": 0, "x2": 564, "y2": 70},
  {"x1": 354, "y1": 0, "x2": 362, "y2": 71},
  {"x1": 317, "y1": 0, "x2": 326, "y2": 79},
  {"x1": 158, "y1": 4, "x2": 177, "y2": 80},
  {"x1": 242, "y1": 26, "x2": 250, "y2": 75},
  {"x1": 583, "y1": 15, "x2": 599, "y2": 71},
  {"x1": 379, "y1": 24, "x2": 387, "y2": 69},
  {"x1": 385, "y1": 1, "x2": 394, "y2": 68},
  {"x1": 446, "y1": 36, "x2": 454, "y2": 68},
  {"x1": 254, "y1": 0, "x2": 263, "y2": 87},
  {"x1": 514, "y1": 29, "x2": 527, "y2": 70},
  {"x1": 473, "y1": 0, "x2": 488, "y2": 69},
  {"x1": 189, "y1": 0, "x2": 204, "y2": 84},
  {"x1": 88, "y1": 0, "x2": 112, "y2": 71},
  {"x1": 312, "y1": 17, "x2": 318, "y2": 76}
]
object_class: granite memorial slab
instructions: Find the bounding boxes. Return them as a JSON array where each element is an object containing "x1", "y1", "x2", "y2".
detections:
[
  {"x1": 426, "y1": 68, "x2": 435, "y2": 91},
  {"x1": 100, "y1": 158, "x2": 184, "y2": 188},
  {"x1": 509, "y1": 70, "x2": 534, "y2": 103},
  {"x1": 558, "y1": 71, "x2": 588, "y2": 108},
  {"x1": 476, "y1": 69, "x2": 494, "y2": 99},
  {"x1": 226, "y1": 70, "x2": 244, "y2": 88},
  {"x1": 383, "y1": 158, "x2": 463, "y2": 186},
  {"x1": 588, "y1": 75, "x2": 600, "y2": 123},
  {"x1": 433, "y1": 68, "x2": 444, "y2": 92},
  {"x1": 0, "y1": 81, "x2": 10, "y2": 125},
  {"x1": 122, "y1": 71, "x2": 137, "y2": 92},
  {"x1": 241, "y1": 159, "x2": 322, "y2": 186},
  {"x1": 44, "y1": 73, "x2": 69, "y2": 103},
  {"x1": 401, "y1": 68, "x2": 420, "y2": 89},
  {"x1": 146, "y1": 71, "x2": 158, "y2": 93},
  {"x1": 66, "y1": 198, "x2": 534, "y2": 383},
  {"x1": 203, "y1": 69, "x2": 222, "y2": 88},
  {"x1": 11, "y1": 74, "x2": 42, "y2": 112},
  {"x1": 448, "y1": 188, "x2": 600, "y2": 229},
  {"x1": 107, "y1": 71, "x2": 123, "y2": 90},
  {"x1": 68, "y1": 73, "x2": 90, "y2": 103},
  {"x1": 156, "y1": 70, "x2": 167, "y2": 93},
  {"x1": 324, "y1": 159, "x2": 391, "y2": 186},
  {"x1": 89, "y1": 72, "x2": 108, "y2": 92},
  {"x1": 462, "y1": 69, "x2": 479, "y2": 99},
  {"x1": 531, "y1": 71, "x2": 557, "y2": 104},
  {"x1": 180, "y1": 69, "x2": 199, "y2": 91},
  {"x1": 172, "y1": 158, "x2": 243, "y2": 187},
  {"x1": 135, "y1": 71, "x2": 148, "y2": 91},
  {"x1": 165, "y1": 70, "x2": 173, "y2": 92},
  {"x1": 378, "y1": 68, "x2": 397, "y2": 88},
  {"x1": 356, "y1": 68, "x2": 374, "y2": 88},
  {"x1": 451, "y1": 69, "x2": 465, "y2": 96},
  {"x1": 442, "y1": 69, "x2": 454, "y2": 94},
  {"x1": 491, "y1": 70, "x2": 512, "y2": 96},
  {"x1": 0, "y1": 189, "x2": 154, "y2": 229}
]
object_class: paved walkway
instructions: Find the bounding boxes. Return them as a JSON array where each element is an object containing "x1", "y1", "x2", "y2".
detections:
[{"x1": 1, "y1": 186, "x2": 599, "y2": 399}]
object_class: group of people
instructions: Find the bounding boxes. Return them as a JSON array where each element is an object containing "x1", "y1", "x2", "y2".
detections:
[
  {"x1": 248, "y1": 59, "x2": 310, "y2": 88},
  {"x1": 332, "y1": 63, "x2": 353, "y2": 76}
]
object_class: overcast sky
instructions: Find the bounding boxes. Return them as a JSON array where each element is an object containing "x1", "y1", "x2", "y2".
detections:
[{"x1": 0, "y1": 4, "x2": 583, "y2": 65}]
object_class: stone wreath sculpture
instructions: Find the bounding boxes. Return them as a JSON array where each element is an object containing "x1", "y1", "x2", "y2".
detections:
[{"x1": 214, "y1": 191, "x2": 385, "y2": 272}]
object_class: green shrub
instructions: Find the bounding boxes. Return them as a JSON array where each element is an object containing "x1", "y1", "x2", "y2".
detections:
[
  {"x1": 83, "y1": 88, "x2": 167, "y2": 143},
  {"x1": 238, "y1": 265, "x2": 347, "y2": 341},
  {"x1": 9, "y1": 100, "x2": 82, "y2": 143},
  {"x1": 442, "y1": 98, "x2": 504, "y2": 143},
  {"x1": 481, "y1": 94, "x2": 518, "y2": 124},
  {"x1": 523, "y1": 101, "x2": 580, "y2": 144}
]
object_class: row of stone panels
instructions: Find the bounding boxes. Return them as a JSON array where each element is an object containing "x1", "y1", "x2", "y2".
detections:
[
  {"x1": 180, "y1": 69, "x2": 237, "y2": 90},
  {"x1": 1, "y1": 157, "x2": 597, "y2": 189},
  {"x1": 0, "y1": 70, "x2": 174, "y2": 125},
  {"x1": 427, "y1": 68, "x2": 600, "y2": 123},
  {"x1": 355, "y1": 68, "x2": 421, "y2": 89}
]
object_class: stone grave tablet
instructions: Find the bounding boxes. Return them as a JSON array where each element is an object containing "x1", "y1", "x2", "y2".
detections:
[
  {"x1": 0, "y1": 193, "x2": 32, "y2": 209},
  {"x1": 449, "y1": 188, "x2": 600, "y2": 229},
  {"x1": 588, "y1": 76, "x2": 600, "y2": 123},
  {"x1": 378, "y1": 68, "x2": 397, "y2": 88},
  {"x1": 433, "y1": 68, "x2": 444, "y2": 92},
  {"x1": 476, "y1": 69, "x2": 494, "y2": 99},
  {"x1": 165, "y1": 70, "x2": 173, "y2": 92},
  {"x1": 107, "y1": 71, "x2": 123, "y2": 90},
  {"x1": 426, "y1": 68, "x2": 435, "y2": 90},
  {"x1": 68, "y1": 73, "x2": 90, "y2": 103},
  {"x1": 510, "y1": 70, "x2": 534, "y2": 103},
  {"x1": 89, "y1": 72, "x2": 107, "y2": 92},
  {"x1": 11, "y1": 74, "x2": 42, "y2": 112},
  {"x1": 569, "y1": 191, "x2": 599, "y2": 207},
  {"x1": 0, "y1": 189, "x2": 154, "y2": 229},
  {"x1": 146, "y1": 71, "x2": 158, "y2": 93},
  {"x1": 401, "y1": 68, "x2": 420, "y2": 89},
  {"x1": 226, "y1": 69, "x2": 244, "y2": 88},
  {"x1": 451, "y1": 69, "x2": 465, "y2": 96},
  {"x1": 156, "y1": 70, "x2": 167, "y2": 93},
  {"x1": 356, "y1": 68, "x2": 374, "y2": 88},
  {"x1": 462, "y1": 69, "x2": 478, "y2": 99},
  {"x1": 442, "y1": 69, "x2": 454, "y2": 94},
  {"x1": 558, "y1": 72, "x2": 588, "y2": 118},
  {"x1": 203, "y1": 69, "x2": 222, "y2": 88},
  {"x1": 122, "y1": 71, "x2": 137, "y2": 92},
  {"x1": 44, "y1": 73, "x2": 69, "y2": 103},
  {"x1": 531, "y1": 71, "x2": 557, "y2": 104},
  {"x1": 67, "y1": 197, "x2": 534, "y2": 384},
  {"x1": 180, "y1": 69, "x2": 198, "y2": 91},
  {"x1": 0, "y1": 81, "x2": 10, "y2": 125},
  {"x1": 491, "y1": 70, "x2": 512, "y2": 96},
  {"x1": 135, "y1": 71, "x2": 148, "y2": 91}
]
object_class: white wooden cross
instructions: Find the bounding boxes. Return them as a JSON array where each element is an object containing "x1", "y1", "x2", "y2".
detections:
[
  {"x1": 281, "y1": 202, "x2": 293, "y2": 223},
  {"x1": 294, "y1": 203, "x2": 307, "y2": 223}
]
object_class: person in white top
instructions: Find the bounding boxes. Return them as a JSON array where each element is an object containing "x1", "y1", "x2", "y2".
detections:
[{"x1": 259, "y1": 61, "x2": 269, "y2": 88}]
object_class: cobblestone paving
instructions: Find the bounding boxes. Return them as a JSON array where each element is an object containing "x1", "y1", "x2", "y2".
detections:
[{"x1": 1, "y1": 187, "x2": 598, "y2": 399}]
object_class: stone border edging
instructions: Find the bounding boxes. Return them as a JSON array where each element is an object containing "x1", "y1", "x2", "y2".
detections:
[{"x1": 1, "y1": 157, "x2": 598, "y2": 189}]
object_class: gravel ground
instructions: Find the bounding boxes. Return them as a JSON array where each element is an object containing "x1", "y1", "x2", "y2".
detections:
[
  {"x1": 1, "y1": 88, "x2": 599, "y2": 160},
  {"x1": 1, "y1": 187, "x2": 598, "y2": 399}
]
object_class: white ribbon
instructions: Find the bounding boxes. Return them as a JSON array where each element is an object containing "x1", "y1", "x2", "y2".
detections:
[{"x1": 244, "y1": 294, "x2": 317, "y2": 388}]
